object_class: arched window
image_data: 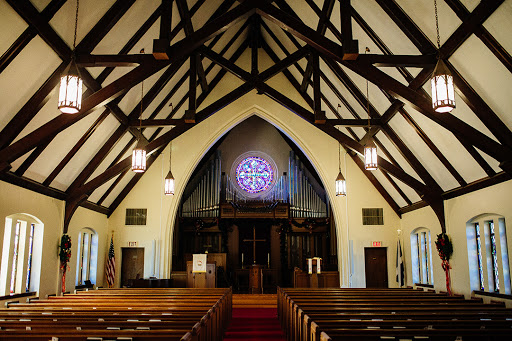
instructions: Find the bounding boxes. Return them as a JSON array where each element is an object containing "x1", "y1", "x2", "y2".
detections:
[
  {"x1": 467, "y1": 214, "x2": 510, "y2": 294},
  {"x1": 0, "y1": 214, "x2": 44, "y2": 295},
  {"x1": 410, "y1": 227, "x2": 434, "y2": 285},
  {"x1": 75, "y1": 228, "x2": 98, "y2": 286}
]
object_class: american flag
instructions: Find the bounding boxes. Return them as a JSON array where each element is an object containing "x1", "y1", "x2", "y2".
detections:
[{"x1": 106, "y1": 236, "x2": 115, "y2": 288}]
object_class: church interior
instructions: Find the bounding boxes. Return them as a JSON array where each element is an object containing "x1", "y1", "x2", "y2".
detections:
[{"x1": 0, "y1": 0, "x2": 512, "y2": 339}]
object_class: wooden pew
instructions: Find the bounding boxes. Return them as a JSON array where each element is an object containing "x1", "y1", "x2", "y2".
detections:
[
  {"x1": 0, "y1": 287, "x2": 232, "y2": 341},
  {"x1": 278, "y1": 287, "x2": 512, "y2": 341}
]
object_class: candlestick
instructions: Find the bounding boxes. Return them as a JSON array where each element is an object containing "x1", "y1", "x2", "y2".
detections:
[
  {"x1": 267, "y1": 253, "x2": 270, "y2": 268},
  {"x1": 241, "y1": 253, "x2": 244, "y2": 268}
]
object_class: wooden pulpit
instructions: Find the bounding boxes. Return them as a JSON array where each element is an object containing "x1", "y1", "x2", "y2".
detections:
[
  {"x1": 249, "y1": 264, "x2": 263, "y2": 294},
  {"x1": 186, "y1": 261, "x2": 216, "y2": 288}
]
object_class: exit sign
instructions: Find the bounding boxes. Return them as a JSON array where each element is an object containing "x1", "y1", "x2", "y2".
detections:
[{"x1": 372, "y1": 241, "x2": 382, "y2": 247}]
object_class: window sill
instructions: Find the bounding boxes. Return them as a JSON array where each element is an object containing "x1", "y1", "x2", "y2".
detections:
[
  {"x1": 414, "y1": 283, "x2": 434, "y2": 288},
  {"x1": 0, "y1": 291, "x2": 37, "y2": 302},
  {"x1": 473, "y1": 290, "x2": 512, "y2": 300}
]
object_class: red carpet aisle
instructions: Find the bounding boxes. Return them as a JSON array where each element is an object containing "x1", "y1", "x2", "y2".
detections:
[{"x1": 223, "y1": 308, "x2": 287, "y2": 341}]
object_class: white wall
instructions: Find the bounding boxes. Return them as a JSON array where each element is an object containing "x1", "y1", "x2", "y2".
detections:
[
  {"x1": 106, "y1": 49, "x2": 404, "y2": 288},
  {"x1": 400, "y1": 180, "x2": 512, "y2": 298},
  {"x1": 67, "y1": 207, "x2": 109, "y2": 289}
]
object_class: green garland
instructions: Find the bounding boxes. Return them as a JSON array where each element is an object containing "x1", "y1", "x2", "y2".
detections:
[
  {"x1": 59, "y1": 234, "x2": 72, "y2": 271},
  {"x1": 435, "y1": 232, "x2": 453, "y2": 261}
]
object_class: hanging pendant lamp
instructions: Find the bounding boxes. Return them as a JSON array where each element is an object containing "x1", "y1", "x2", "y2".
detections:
[
  {"x1": 335, "y1": 107, "x2": 347, "y2": 196},
  {"x1": 132, "y1": 78, "x2": 146, "y2": 173},
  {"x1": 164, "y1": 143, "x2": 175, "y2": 195},
  {"x1": 363, "y1": 47, "x2": 378, "y2": 170},
  {"x1": 58, "y1": 0, "x2": 83, "y2": 114},
  {"x1": 431, "y1": 0, "x2": 455, "y2": 113}
]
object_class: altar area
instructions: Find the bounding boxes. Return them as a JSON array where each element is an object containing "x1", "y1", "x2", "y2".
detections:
[{"x1": 170, "y1": 151, "x2": 338, "y2": 291}]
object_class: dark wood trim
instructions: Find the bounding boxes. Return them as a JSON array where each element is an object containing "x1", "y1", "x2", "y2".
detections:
[
  {"x1": 415, "y1": 283, "x2": 434, "y2": 288},
  {"x1": 0, "y1": 0, "x2": 65, "y2": 74},
  {"x1": 398, "y1": 173, "x2": 512, "y2": 214},
  {"x1": 398, "y1": 108, "x2": 467, "y2": 187},
  {"x1": 374, "y1": 0, "x2": 435, "y2": 55},
  {"x1": 398, "y1": 200, "x2": 429, "y2": 215},
  {"x1": 78, "y1": 201, "x2": 111, "y2": 216},
  {"x1": 0, "y1": 62, "x2": 67, "y2": 150},
  {"x1": 43, "y1": 109, "x2": 111, "y2": 187},
  {"x1": 6, "y1": 0, "x2": 71, "y2": 59},
  {"x1": 473, "y1": 290, "x2": 512, "y2": 300},
  {"x1": 442, "y1": 172, "x2": 511, "y2": 200},
  {"x1": 175, "y1": 0, "x2": 208, "y2": 92},
  {"x1": 326, "y1": 119, "x2": 381, "y2": 127},
  {"x1": 76, "y1": 54, "x2": 155, "y2": 67},
  {"x1": 0, "y1": 175, "x2": 109, "y2": 216},
  {"x1": 445, "y1": 0, "x2": 512, "y2": 74},
  {"x1": 0, "y1": 292, "x2": 36, "y2": 301},
  {"x1": 350, "y1": 153, "x2": 401, "y2": 217},
  {"x1": 447, "y1": 61, "x2": 512, "y2": 150},
  {"x1": 75, "y1": 0, "x2": 136, "y2": 54},
  {"x1": 439, "y1": 0, "x2": 504, "y2": 59}
]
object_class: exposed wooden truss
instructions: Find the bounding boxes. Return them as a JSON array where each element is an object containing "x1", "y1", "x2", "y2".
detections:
[{"x1": 0, "y1": 0, "x2": 510, "y2": 232}]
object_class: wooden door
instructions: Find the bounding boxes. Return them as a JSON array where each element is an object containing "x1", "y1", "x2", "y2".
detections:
[
  {"x1": 121, "y1": 248, "x2": 144, "y2": 287},
  {"x1": 364, "y1": 247, "x2": 388, "y2": 288}
]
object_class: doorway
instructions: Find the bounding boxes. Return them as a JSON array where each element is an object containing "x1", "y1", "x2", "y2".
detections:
[
  {"x1": 121, "y1": 247, "x2": 144, "y2": 287},
  {"x1": 364, "y1": 247, "x2": 388, "y2": 288}
]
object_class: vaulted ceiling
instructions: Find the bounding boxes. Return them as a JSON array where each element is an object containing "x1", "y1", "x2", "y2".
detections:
[{"x1": 0, "y1": 0, "x2": 511, "y2": 231}]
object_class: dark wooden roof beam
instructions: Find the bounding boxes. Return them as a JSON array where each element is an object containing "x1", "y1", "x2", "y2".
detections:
[
  {"x1": 76, "y1": 54, "x2": 156, "y2": 67},
  {"x1": 153, "y1": 0, "x2": 173, "y2": 59},
  {"x1": 356, "y1": 54, "x2": 436, "y2": 67},
  {"x1": 175, "y1": 0, "x2": 208, "y2": 92},
  {"x1": 43, "y1": 109, "x2": 111, "y2": 187},
  {"x1": 439, "y1": 0, "x2": 504, "y2": 59},
  {"x1": 300, "y1": 0, "x2": 335, "y2": 93},
  {"x1": 374, "y1": 0, "x2": 436, "y2": 55},
  {"x1": 339, "y1": 0, "x2": 359, "y2": 59},
  {"x1": 445, "y1": 0, "x2": 512, "y2": 74},
  {"x1": 0, "y1": 0, "x2": 65, "y2": 74}
]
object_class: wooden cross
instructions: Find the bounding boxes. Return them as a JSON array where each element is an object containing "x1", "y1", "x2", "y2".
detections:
[{"x1": 243, "y1": 226, "x2": 266, "y2": 264}]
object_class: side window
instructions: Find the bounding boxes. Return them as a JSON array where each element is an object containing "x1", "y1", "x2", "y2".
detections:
[
  {"x1": 467, "y1": 214, "x2": 510, "y2": 294},
  {"x1": 0, "y1": 214, "x2": 44, "y2": 295},
  {"x1": 75, "y1": 228, "x2": 98, "y2": 286},
  {"x1": 410, "y1": 227, "x2": 434, "y2": 285}
]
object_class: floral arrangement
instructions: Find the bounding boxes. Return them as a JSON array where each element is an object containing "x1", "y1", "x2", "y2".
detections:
[
  {"x1": 59, "y1": 234, "x2": 72, "y2": 269},
  {"x1": 59, "y1": 234, "x2": 71, "y2": 293},
  {"x1": 435, "y1": 232, "x2": 453, "y2": 295},
  {"x1": 435, "y1": 232, "x2": 453, "y2": 261}
]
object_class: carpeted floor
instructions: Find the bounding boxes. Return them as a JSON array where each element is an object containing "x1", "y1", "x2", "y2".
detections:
[{"x1": 223, "y1": 308, "x2": 287, "y2": 341}]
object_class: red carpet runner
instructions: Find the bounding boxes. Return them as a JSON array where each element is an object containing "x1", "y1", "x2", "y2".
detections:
[{"x1": 223, "y1": 308, "x2": 287, "y2": 341}]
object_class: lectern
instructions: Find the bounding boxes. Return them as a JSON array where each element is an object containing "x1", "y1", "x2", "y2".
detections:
[{"x1": 249, "y1": 264, "x2": 263, "y2": 294}]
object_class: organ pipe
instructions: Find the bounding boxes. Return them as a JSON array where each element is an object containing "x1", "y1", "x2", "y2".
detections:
[
  {"x1": 288, "y1": 151, "x2": 327, "y2": 218},
  {"x1": 182, "y1": 151, "x2": 222, "y2": 217}
]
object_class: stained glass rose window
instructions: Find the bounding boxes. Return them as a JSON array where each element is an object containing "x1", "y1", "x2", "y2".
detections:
[{"x1": 235, "y1": 156, "x2": 274, "y2": 194}]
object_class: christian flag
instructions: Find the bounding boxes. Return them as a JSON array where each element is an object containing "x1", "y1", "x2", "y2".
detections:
[
  {"x1": 106, "y1": 236, "x2": 115, "y2": 288},
  {"x1": 396, "y1": 239, "x2": 405, "y2": 287}
]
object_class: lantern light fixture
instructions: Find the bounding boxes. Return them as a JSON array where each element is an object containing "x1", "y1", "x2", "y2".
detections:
[
  {"x1": 58, "y1": 0, "x2": 83, "y2": 114},
  {"x1": 363, "y1": 47, "x2": 378, "y2": 171},
  {"x1": 431, "y1": 0, "x2": 455, "y2": 113},
  {"x1": 164, "y1": 142, "x2": 175, "y2": 195},
  {"x1": 335, "y1": 106, "x2": 347, "y2": 196},
  {"x1": 132, "y1": 75, "x2": 147, "y2": 173}
]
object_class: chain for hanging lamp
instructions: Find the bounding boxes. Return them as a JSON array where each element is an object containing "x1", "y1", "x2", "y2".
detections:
[
  {"x1": 164, "y1": 142, "x2": 175, "y2": 195},
  {"x1": 431, "y1": 0, "x2": 455, "y2": 113},
  {"x1": 363, "y1": 47, "x2": 378, "y2": 171},
  {"x1": 58, "y1": 0, "x2": 83, "y2": 114},
  {"x1": 132, "y1": 75, "x2": 147, "y2": 173},
  {"x1": 335, "y1": 105, "x2": 346, "y2": 196}
]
